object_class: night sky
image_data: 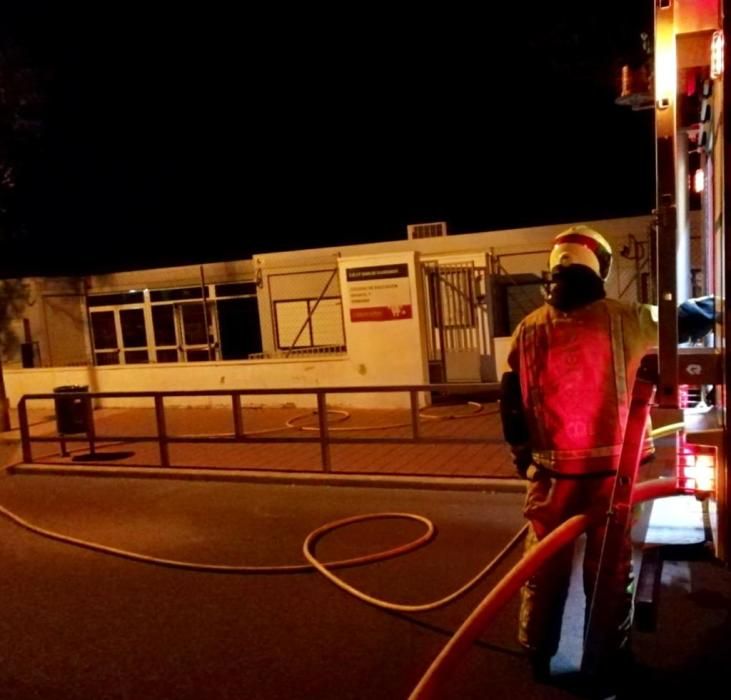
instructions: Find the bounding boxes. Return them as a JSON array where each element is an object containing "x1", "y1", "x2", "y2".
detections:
[{"x1": 1, "y1": 2, "x2": 656, "y2": 277}]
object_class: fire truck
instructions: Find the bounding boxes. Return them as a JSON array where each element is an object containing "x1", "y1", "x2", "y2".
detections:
[
  {"x1": 613, "y1": 0, "x2": 731, "y2": 565},
  {"x1": 667, "y1": 0, "x2": 730, "y2": 565}
]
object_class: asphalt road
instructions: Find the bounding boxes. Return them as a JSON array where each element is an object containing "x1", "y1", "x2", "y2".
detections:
[
  {"x1": 0, "y1": 472, "x2": 597, "y2": 700},
  {"x1": 2, "y1": 472, "x2": 729, "y2": 699}
]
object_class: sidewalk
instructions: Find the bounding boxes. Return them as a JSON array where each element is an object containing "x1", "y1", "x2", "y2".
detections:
[
  {"x1": 2, "y1": 402, "x2": 521, "y2": 483},
  {"x1": 1, "y1": 400, "x2": 683, "y2": 492}
]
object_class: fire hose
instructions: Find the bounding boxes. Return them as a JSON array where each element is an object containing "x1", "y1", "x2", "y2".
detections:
[
  {"x1": 407, "y1": 477, "x2": 682, "y2": 700},
  {"x1": 0, "y1": 502, "x2": 528, "y2": 606}
]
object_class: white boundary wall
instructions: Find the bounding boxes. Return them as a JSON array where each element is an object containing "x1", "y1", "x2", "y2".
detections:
[
  {"x1": 4, "y1": 356, "x2": 429, "y2": 411},
  {"x1": 5, "y1": 356, "x2": 432, "y2": 413}
]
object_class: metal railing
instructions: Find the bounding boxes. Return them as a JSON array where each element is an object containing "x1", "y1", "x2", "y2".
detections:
[{"x1": 17, "y1": 383, "x2": 502, "y2": 473}]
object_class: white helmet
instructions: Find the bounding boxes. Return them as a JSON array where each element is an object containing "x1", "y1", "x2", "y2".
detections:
[{"x1": 549, "y1": 225, "x2": 612, "y2": 281}]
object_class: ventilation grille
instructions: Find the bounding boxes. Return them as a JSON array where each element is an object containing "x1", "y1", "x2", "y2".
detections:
[{"x1": 407, "y1": 221, "x2": 447, "y2": 240}]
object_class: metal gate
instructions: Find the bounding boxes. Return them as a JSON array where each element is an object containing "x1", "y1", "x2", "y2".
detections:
[{"x1": 421, "y1": 262, "x2": 490, "y2": 383}]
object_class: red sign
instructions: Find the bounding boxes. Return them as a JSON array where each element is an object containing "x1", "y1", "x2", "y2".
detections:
[{"x1": 350, "y1": 305, "x2": 413, "y2": 322}]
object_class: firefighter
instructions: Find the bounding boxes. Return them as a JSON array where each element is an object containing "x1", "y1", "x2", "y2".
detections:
[{"x1": 501, "y1": 224, "x2": 715, "y2": 684}]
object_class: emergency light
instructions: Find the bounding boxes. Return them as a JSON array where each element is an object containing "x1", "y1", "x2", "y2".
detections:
[
  {"x1": 677, "y1": 439, "x2": 716, "y2": 499},
  {"x1": 711, "y1": 30, "x2": 724, "y2": 80},
  {"x1": 693, "y1": 168, "x2": 704, "y2": 194}
]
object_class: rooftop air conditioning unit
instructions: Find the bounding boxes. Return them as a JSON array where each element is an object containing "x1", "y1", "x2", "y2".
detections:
[{"x1": 407, "y1": 221, "x2": 448, "y2": 240}]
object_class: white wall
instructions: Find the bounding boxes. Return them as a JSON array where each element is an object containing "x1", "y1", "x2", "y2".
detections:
[{"x1": 4, "y1": 354, "x2": 428, "y2": 411}]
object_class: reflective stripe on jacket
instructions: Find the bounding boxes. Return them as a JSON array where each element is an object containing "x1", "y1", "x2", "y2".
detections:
[{"x1": 508, "y1": 299, "x2": 657, "y2": 475}]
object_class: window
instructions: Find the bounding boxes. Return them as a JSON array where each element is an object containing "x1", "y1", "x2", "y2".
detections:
[
  {"x1": 87, "y1": 281, "x2": 261, "y2": 365},
  {"x1": 217, "y1": 297, "x2": 262, "y2": 359},
  {"x1": 275, "y1": 301, "x2": 310, "y2": 347},
  {"x1": 156, "y1": 349, "x2": 179, "y2": 363},
  {"x1": 274, "y1": 298, "x2": 344, "y2": 349},
  {"x1": 91, "y1": 311, "x2": 117, "y2": 350},
  {"x1": 90, "y1": 310, "x2": 120, "y2": 365},
  {"x1": 152, "y1": 305, "x2": 176, "y2": 346},
  {"x1": 180, "y1": 303, "x2": 213, "y2": 361},
  {"x1": 311, "y1": 299, "x2": 345, "y2": 345},
  {"x1": 149, "y1": 302, "x2": 215, "y2": 362},
  {"x1": 491, "y1": 274, "x2": 546, "y2": 336},
  {"x1": 120, "y1": 309, "x2": 147, "y2": 348},
  {"x1": 88, "y1": 292, "x2": 144, "y2": 307},
  {"x1": 150, "y1": 287, "x2": 207, "y2": 302},
  {"x1": 89, "y1": 307, "x2": 150, "y2": 365},
  {"x1": 181, "y1": 304, "x2": 208, "y2": 345},
  {"x1": 215, "y1": 282, "x2": 257, "y2": 297}
]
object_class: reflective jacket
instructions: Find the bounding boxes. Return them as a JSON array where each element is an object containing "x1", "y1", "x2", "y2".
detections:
[{"x1": 507, "y1": 299, "x2": 657, "y2": 475}]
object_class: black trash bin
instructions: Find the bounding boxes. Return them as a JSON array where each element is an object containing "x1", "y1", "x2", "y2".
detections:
[{"x1": 53, "y1": 385, "x2": 90, "y2": 435}]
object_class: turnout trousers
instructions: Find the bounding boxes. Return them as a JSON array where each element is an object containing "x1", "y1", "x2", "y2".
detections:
[{"x1": 518, "y1": 472, "x2": 634, "y2": 660}]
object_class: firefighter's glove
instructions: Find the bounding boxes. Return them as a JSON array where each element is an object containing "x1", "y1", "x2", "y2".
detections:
[{"x1": 512, "y1": 445, "x2": 533, "y2": 480}]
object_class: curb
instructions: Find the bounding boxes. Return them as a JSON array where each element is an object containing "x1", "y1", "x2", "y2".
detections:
[{"x1": 7, "y1": 462, "x2": 527, "y2": 494}]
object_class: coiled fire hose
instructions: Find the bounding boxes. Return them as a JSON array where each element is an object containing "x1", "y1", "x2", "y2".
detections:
[{"x1": 0, "y1": 501, "x2": 528, "y2": 612}]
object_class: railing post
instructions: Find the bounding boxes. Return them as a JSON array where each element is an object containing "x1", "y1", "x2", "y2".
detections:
[
  {"x1": 317, "y1": 391, "x2": 331, "y2": 471},
  {"x1": 232, "y1": 391, "x2": 244, "y2": 438},
  {"x1": 154, "y1": 395, "x2": 170, "y2": 468},
  {"x1": 18, "y1": 397, "x2": 32, "y2": 463},
  {"x1": 410, "y1": 390, "x2": 421, "y2": 440},
  {"x1": 85, "y1": 393, "x2": 96, "y2": 456}
]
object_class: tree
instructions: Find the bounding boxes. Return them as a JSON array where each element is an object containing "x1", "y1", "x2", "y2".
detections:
[
  {"x1": 0, "y1": 279, "x2": 29, "y2": 429},
  {"x1": 1, "y1": 35, "x2": 47, "y2": 241},
  {"x1": 0, "y1": 32, "x2": 49, "y2": 430}
]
